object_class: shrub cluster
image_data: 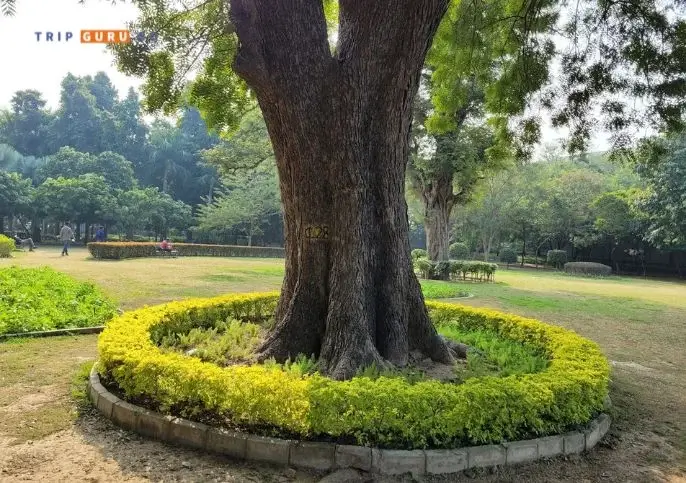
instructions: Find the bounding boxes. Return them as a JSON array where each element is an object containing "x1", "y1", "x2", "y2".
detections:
[
  {"x1": 411, "y1": 248, "x2": 428, "y2": 261},
  {"x1": 499, "y1": 248, "x2": 518, "y2": 266},
  {"x1": 98, "y1": 292, "x2": 609, "y2": 449},
  {"x1": 564, "y1": 262, "x2": 612, "y2": 277},
  {"x1": 0, "y1": 235, "x2": 14, "y2": 258},
  {"x1": 0, "y1": 266, "x2": 117, "y2": 335},
  {"x1": 414, "y1": 257, "x2": 497, "y2": 282},
  {"x1": 87, "y1": 242, "x2": 285, "y2": 260},
  {"x1": 546, "y1": 250, "x2": 568, "y2": 269},
  {"x1": 449, "y1": 242, "x2": 470, "y2": 260}
]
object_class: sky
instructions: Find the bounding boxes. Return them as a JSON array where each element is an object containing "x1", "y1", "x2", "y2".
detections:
[{"x1": 0, "y1": 0, "x2": 610, "y2": 153}]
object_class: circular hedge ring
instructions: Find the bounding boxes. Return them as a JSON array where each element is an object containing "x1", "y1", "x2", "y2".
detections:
[{"x1": 97, "y1": 292, "x2": 610, "y2": 449}]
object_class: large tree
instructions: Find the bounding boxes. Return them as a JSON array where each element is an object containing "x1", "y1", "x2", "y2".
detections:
[{"x1": 5, "y1": 0, "x2": 681, "y2": 379}]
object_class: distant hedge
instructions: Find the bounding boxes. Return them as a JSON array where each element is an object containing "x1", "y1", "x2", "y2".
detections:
[
  {"x1": 564, "y1": 262, "x2": 612, "y2": 277},
  {"x1": 88, "y1": 242, "x2": 285, "y2": 260}
]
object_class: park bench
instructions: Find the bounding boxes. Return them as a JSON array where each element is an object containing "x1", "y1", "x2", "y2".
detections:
[{"x1": 155, "y1": 247, "x2": 178, "y2": 258}]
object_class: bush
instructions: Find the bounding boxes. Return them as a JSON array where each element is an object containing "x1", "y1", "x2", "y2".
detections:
[
  {"x1": 411, "y1": 248, "x2": 427, "y2": 261},
  {"x1": 0, "y1": 235, "x2": 13, "y2": 258},
  {"x1": 98, "y1": 292, "x2": 609, "y2": 449},
  {"x1": 448, "y1": 260, "x2": 497, "y2": 282},
  {"x1": 0, "y1": 266, "x2": 117, "y2": 335},
  {"x1": 499, "y1": 248, "x2": 518, "y2": 266},
  {"x1": 449, "y1": 242, "x2": 469, "y2": 260},
  {"x1": 546, "y1": 250, "x2": 568, "y2": 269},
  {"x1": 414, "y1": 257, "x2": 434, "y2": 279},
  {"x1": 564, "y1": 262, "x2": 612, "y2": 277},
  {"x1": 87, "y1": 242, "x2": 285, "y2": 260}
]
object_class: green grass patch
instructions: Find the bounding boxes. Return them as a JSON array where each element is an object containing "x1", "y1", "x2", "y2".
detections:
[
  {"x1": 70, "y1": 360, "x2": 95, "y2": 403},
  {"x1": 159, "y1": 318, "x2": 265, "y2": 365},
  {"x1": 201, "y1": 273, "x2": 248, "y2": 282},
  {"x1": 420, "y1": 280, "x2": 471, "y2": 299},
  {"x1": 0, "y1": 266, "x2": 117, "y2": 335},
  {"x1": 438, "y1": 325, "x2": 548, "y2": 379}
]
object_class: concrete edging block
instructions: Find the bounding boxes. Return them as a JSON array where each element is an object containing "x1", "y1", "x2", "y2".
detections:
[
  {"x1": 290, "y1": 441, "x2": 335, "y2": 471},
  {"x1": 563, "y1": 431, "x2": 586, "y2": 454},
  {"x1": 168, "y1": 418, "x2": 209, "y2": 450},
  {"x1": 136, "y1": 408, "x2": 172, "y2": 441},
  {"x1": 207, "y1": 428, "x2": 248, "y2": 460},
  {"x1": 335, "y1": 444, "x2": 372, "y2": 471},
  {"x1": 504, "y1": 440, "x2": 538, "y2": 464},
  {"x1": 245, "y1": 434, "x2": 291, "y2": 466},
  {"x1": 536, "y1": 435, "x2": 564, "y2": 458},
  {"x1": 584, "y1": 419, "x2": 602, "y2": 450},
  {"x1": 468, "y1": 444, "x2": 506, "y2": 468},
  {"x1": 111, "y1": 400, "x2": 139, "y2": 431},
  {"x1": 371, "y1": 449, "x2": 426, "y2": 476},
  {"x1": 425, "y1": 449, "x2": 468, "y2": 474},
  {"x1": 87, "y1": 365, "x2": 613, "y2": 476}
]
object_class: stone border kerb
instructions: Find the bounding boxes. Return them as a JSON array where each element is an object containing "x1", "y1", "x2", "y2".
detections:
[{"x1": 87, "y1": 366, "x2": 611, "y2": 476}]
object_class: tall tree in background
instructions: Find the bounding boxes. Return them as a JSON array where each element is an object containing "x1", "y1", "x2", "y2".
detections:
[{"x1": 0, "y1": 90, "x2": 54, "y2": 156}]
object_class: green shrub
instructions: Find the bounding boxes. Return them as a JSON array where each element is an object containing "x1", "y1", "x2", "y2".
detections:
[
  {"x1": 449, "y1": 242, "x2": 469, "y2": 259},
  {"x1": 564, "y1": 262, "x2": 612, "y2": 277},
  {"x1": 419, "y1": 280, "x2": 470, "y2": 299},
  {"x1": 414, "y1": 257, "x2": 434, "y2": 279},
  {"x1": 448, "y1": 260, "x2": 497, "y2": 282},
  {"x1": 87, "y1": 242, "x2": 285, "y2": 260},
  {"x1": 0, "y1": 266, "x2": 117, "y2": 335},
  {"x1": 546, "y1": 250, "x2": 568, "y2": 269},
  {"x1": 499, "y1": 248, "x2": 518, "y2": 266},
  {"x1": 0, "y1": 235, "x2": 13, "y2": 258},
  {"x1": 411, "y1": 248, "x2": 428, "y2": 261},
  {"x1": 98, "y1": 292, "x2": 609, "y2": 449},
  {"x1": 434, "y1": 261, "x2": 451, "y2": 279}
]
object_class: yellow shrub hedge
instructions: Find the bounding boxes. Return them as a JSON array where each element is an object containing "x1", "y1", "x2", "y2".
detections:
[
  {"x1": 97, "y1": 293, "x2": 610, "y2": 449},
  {"x1": 87, "y1": 242, "x2": 285, "y2": 259}
]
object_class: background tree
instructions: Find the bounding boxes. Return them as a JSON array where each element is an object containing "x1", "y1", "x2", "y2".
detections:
[
  {"x1": 0, "y1": 90, "x2": 54, "y2": 156},
  {"x1": 0, "y1": 171, "x2": 32, "y2": 233},
  {"x1": 197, "y1": 163, "x2": 281, "y2": 246}
]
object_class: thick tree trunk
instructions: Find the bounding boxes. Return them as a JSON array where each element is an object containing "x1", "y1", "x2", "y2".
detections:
[
  {"x1": 231, "y1": 0, "x2": 452, "y2": 379},
  {"x1": 423, "y1": 172, "x2": 454, "y2": 265}
]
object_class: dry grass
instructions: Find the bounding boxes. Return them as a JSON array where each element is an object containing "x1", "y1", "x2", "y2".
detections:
[{"x1": 0, "y1": 247, "x2": 684, "y2": 481}]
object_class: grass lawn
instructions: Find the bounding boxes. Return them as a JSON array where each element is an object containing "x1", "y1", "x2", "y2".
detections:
[{"x1": 0, "y1": 246, "x2": 684, "y2": 481}]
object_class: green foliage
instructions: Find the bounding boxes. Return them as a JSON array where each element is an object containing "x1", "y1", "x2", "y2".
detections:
[
  {"x1": 448, "y1": 260, "x2": 497, "y2": 282},
  {"x1": 0, "y1": 171, "x2": 33, "y2": 218},
  {"x1": 637, "y1": 135, "x2": 686, "y2": 247},
  {"x1": 160, "y1": 318, "x2": 264, "y2": 366},
  {"x1": 419, "y1": 280, "x2": 469, "y2": 299},
  {"x1": 0, "y1": 234, "x2": 14, "y2": 257},
  {"x1": 563, "y1": 262, "x2": 612, "y2": 277},
  {"x1": 499, "y1": 247, "x2": 518, "y2": 265},
  {"x1": 411, "y1": 249, "x2": 428, "y2": 260},
  {"x1": 0, "y1": 266, "x2": 116, "y2": 335},
  {"x1": 546, "y1": 250, "x2": 567, "y2": 269},
  {"x1": 449, "y1": 242, "x2": 469, "y2": 259},
  {"x1": 98, "y1": 293, "x2": 609, "y2": 449},
  {"x1": 33, "y1": 174, "x2": 118, "y2": 226},
  {"x1": 414, "y1": 257, "x2": 435, "y2": 279},
  {"x1": 437, "y1": 326, "x2": 548, "y2": 379},
  {"x1": 87, "y1": 241, "x2": 285, "y2": 260}
]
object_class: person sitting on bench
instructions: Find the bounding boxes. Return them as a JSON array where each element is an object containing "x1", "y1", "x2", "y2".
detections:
[
  {"x1": 13, "y1": 234, "x2": 35, "y2": 251},
  {"x1": 159, "y1": 239, "x2": 173, "y2": 253}
]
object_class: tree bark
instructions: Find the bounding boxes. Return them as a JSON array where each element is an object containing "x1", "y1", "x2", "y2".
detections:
[
  {"x1": 231, "y1": 0, "x2": 453, "y2": 379},
  {"x1": 422, "y1": 171, "x2": 454, "y2": 266}
]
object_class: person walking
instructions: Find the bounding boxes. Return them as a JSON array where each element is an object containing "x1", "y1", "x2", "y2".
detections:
[
  {"x1": 60, "y1": 222, "x2": 74, "y2": 256},
  {"x1": 95, "y1": 226, "x2": 106, "y2": 242}
]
